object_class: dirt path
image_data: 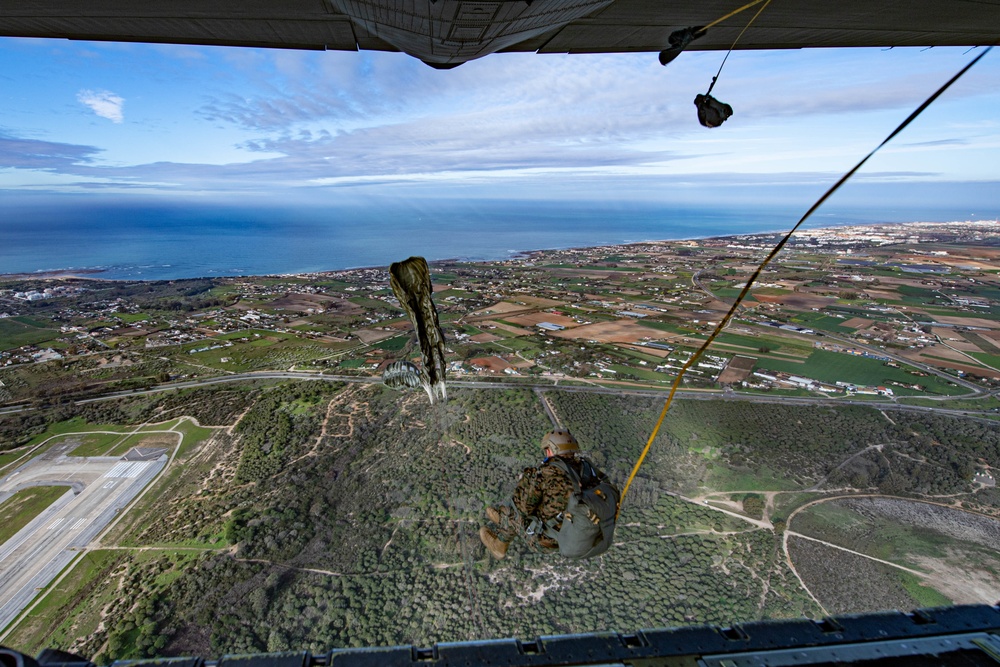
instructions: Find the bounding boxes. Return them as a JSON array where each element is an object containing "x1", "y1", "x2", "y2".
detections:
[
  {"x1": 780, "y1": 527, "x2": 831, "y2": 616},
  {"x1": 234, "y1": 558, "x2": 346, "y2": 577},
  {"x1": 662, "y1": 490, "x2": 773, "y2": 530},
  {"x1": 783, "y1": 492, "x2": 1000, "y2": 611},
  {"x1": 227, "y1": 403, "x2": 254, "y2": 435},
  {"x1": 535, "y1": 389, "x2": 560, "y2": 428},
  {"x1": 806, "y1": 444, "x2": 884, "y2": 491},
  {"x1": 785, "y1": 531, "x2": 927, "y2": 576}
]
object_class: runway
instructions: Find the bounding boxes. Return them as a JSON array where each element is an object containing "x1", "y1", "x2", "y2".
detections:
[{"x1": 0, "y1": 443, "x2": 166, "y2": 631}]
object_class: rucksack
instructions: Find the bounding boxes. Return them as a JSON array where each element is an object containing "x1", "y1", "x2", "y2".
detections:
[{"x1": 546, "y1": 457, "x2": 620, "y2": 559}]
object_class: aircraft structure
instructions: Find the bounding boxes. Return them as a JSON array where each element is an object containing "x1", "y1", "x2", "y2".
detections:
[
  {"x1": 3, "y1": 603, "x2": 1000, "y2": 667},
  {"x1": 1, "y1": 0, "x2": 999, "y2": 67}
]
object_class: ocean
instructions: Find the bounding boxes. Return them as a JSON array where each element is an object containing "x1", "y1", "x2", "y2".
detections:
[{"x1": 0, "y1": 200, "x2": 959, "y2": 281}]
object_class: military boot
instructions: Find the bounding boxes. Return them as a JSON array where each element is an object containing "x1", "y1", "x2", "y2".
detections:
[
  {"x1": 479, "y1": 526, "x2": 509, "y2": 559},
  {"x1": 485, "y1": 507, "x2": 502, "y2": 524}
]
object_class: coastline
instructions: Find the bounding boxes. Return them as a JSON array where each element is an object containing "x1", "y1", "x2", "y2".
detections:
[{"x1": 0, "y1": 219, "x2": 984, "y2": 284}]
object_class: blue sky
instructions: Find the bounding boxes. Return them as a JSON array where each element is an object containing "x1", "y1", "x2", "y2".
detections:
[{"x1": 1, "y1": 38, "x2": 998, "y2": 217}]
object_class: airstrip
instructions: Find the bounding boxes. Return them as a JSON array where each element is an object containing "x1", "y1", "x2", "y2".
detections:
[{"x1": 0, "y1": 440, "x2": 165, "y2": 630}]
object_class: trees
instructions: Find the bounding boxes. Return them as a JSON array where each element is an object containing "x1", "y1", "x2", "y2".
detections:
[{"x1": 40, "y1": 381, "x2": 1000, "y2": 659}]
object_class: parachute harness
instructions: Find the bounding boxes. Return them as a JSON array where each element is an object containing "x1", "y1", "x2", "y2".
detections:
[{"x1": 617, "y1": 46, "x2": 993, "y2": 518}]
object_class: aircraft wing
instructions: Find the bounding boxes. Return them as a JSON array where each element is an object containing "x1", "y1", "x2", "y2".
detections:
[{"x1": 1, "y1": 0, "x2": 998, "y2": 67}]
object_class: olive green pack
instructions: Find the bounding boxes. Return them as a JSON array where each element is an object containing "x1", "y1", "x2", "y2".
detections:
[{"x1": 547, "y1": 457, "x2": 620, "y2": 559}]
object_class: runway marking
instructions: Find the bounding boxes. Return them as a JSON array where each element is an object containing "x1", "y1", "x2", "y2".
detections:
[
  {"x1": 105, "y1": 461, "x2": 130, "y2": 478},
  {"x1": 124, "y1": 461, "x2": 151, "y2": 478},
  {"x1": 104, "y1": 461, "x2": 151, "y2": 478},
  {"x1": 103, "y1": 480, "x2": 118, "y2": 489},
  {"x1": 71, "y1": 518, "x2": 88, "y2": 530},
  {"x1": 47, "y1": 518, "x2": 65, "y2": 530}
]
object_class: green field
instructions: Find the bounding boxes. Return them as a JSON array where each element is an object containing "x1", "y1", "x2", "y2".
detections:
[
  {"x1": 348, "y1": 296, "x2": 398, "y2": 310},
  {"x1": 173, "y1": 419, "x2": 216, "y2": 455},
  {"x1": 491, "y1": 337, "x2": 539, "y2": 353},
  {"x1": 0, "y1": 449, "x2": 25, "y2": 469},
  {"x1": 969, "y1": 352, "x2": 1000, "y2": 370},
  {"x1": 616, "y1": 347, "x2": 668, "y2": 365},
  {"x1": 896, "y1": 395, "x2": 1000, "y2": 411},
  {"x1": 899, "y1": 571, "x2": 954, "y2": 608},
  {"x1": 373, "y1": 335, "x2": 408, "y2": 352},
  {"x1": 608, "y1": 364, "x2": 671, "y2": 382},
  {"x1": 713, "y1": 288, "x2": 758, "y2": 302},
  {"x1": 0, "y1": 317, "x2": 59, "y2": 350},
  {"x1": 170, "y1": 332, "x2": 336, "y2": 372},
  {"x1": 0, "y1": 486, "x2": 69, "y2": 543},
  {"x1": 757, "y1": 350, "x2": 965, "y2": 395},
  {"x1": 18, "y1": 419, "x2": 131, "y2": 453},
  {"x1": 713, "y1": 331, "x2": 812, "y2": 356},
  {"x1": 116, "y1": 313, "x2": 152, "y2": 323},
  {"x1": 433, "y1": 288, "x2": 471, "y2": 298},
  {"x1": 706, "y1": 465, "x2": 802, "y2": 493},
  {"x1": 792, "y1": 312, "x2": 859, "y2": 334},
  {"x1": 65, "y1": 432, "x2": 132, "y2": 457}
]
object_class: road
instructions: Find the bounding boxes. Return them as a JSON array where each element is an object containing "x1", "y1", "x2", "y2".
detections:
[
  {"x1": 2, "y1": 371, "x2": 996, "y2": 425},
  {"x1": 0, "y1": 440, "x2": 166, "y2": 631}
]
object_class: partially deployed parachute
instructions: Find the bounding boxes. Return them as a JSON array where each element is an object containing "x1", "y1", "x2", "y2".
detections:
[
  {"x1": 381, "y1": 360, "x2": 425, "y2": 391},
  {"x1": 388, "y1": 256, "x2": 448, "y2": 404}
]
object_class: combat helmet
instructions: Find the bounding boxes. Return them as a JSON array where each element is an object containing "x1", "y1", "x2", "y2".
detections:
[{"x1": 541, "y1": 429, "x2": 579, "y2": 456}]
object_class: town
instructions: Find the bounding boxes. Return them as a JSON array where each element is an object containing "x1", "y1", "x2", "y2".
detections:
[{"x1": 2, "y1": 220, "x2": 1000, "y2": 408}]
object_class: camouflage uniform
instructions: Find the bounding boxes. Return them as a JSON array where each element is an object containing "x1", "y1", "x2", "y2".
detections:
[{"x1": 488, "y1": 457, "x2": 581, "y2": 553}]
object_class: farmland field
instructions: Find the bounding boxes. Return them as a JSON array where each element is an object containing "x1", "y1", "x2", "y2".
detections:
[
  {"x1": 0, "y1": 317, "x2": 59, "y2": 350},
  {"x1": 757, "y1": 350, "x2": 965, "y2": 395}
]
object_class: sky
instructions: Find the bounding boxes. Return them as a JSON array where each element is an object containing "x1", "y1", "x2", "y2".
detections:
[{"x1": 0, "y1": 37, "x2": 998, "y2": 218}]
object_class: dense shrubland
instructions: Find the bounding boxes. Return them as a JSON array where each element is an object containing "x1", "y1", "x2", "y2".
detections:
[{"x1": 12, "y1": 383, "x2": 999, "y2": 661}]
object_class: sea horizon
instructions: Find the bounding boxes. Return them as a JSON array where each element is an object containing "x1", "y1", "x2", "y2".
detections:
[{"x1": 0, "y1": 200, "x2": 981, "y2": 282}]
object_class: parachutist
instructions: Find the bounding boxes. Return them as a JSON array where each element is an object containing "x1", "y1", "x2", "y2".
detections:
[
  {"x1": 694, "y1": 93, "x2": 733, "y2": 127},
  {"x1": 480, "y1": 429, "x2": 619, "y2": 560}
]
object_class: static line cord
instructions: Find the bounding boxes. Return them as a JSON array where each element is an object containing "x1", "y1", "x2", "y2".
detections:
[
  {"x1": 616, "y1": 46, "x2": 993, "y2": 518},
  {"x1": 703, "y1": 0, "x2": 768, "y2": 31},
  {"x1": 706, "y1": 0, "x2": 771, "y2": 96}
]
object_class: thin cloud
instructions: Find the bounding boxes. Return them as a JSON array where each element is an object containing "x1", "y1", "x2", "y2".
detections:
[
  {"x1": 0, "y1": 131, "x2": 100, "y2": 169},
  {"x1": 901, "y1": 138, "x2": 968, "y2": 148},
  {"x1": 77, "y1": 89, "x2": 125, "y2": 123}
]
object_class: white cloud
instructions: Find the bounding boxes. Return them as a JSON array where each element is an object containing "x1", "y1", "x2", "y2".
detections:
[{"x1": 77, "y1": 89, "x2": 125, "y2": 123}]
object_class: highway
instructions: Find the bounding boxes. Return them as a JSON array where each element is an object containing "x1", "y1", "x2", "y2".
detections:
[
  {"x1": 0, "y1": 442, "x2": 165, "y2": 630},
  {"x1": 1, "y1": 370, "x2": 996, "y2": 424}
]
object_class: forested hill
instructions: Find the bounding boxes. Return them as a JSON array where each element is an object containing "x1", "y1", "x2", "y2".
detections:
[{"x1": 4, "y1": 382, "x2": 999, "y2": 661}]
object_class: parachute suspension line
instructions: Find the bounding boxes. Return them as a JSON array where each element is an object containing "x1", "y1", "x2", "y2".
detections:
[
  {"x1": 702, "y1": 0, "x2": 769, "y2": 32},
  {"x1": 705, "y1": 0, "x2": 771, "y2": 96},
  {"x1": 617, "y1": 46, "x2": 993, "y2": 518}
]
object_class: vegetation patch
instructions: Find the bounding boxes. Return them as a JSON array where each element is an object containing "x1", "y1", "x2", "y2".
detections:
[
  {"x1": 758, "y1": 350, "x2": 965, "y2": 395},
  {"x1": 4, "y1": 550, "x2": 125, "y2": 655},
  {"x1": 66, "y1": 432, "x2": 132, "y2": 457},
  {"x1": 0, "y1": 485, "x2": 69, "y2": 543},
  {"x1": 0, "y1": 317, "x2": 59, "y2": 350}
]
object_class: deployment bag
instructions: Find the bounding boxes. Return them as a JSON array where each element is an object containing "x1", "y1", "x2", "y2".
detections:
[{"x1": 547, "y1": 457, "x2": 620, "y2": 559}]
